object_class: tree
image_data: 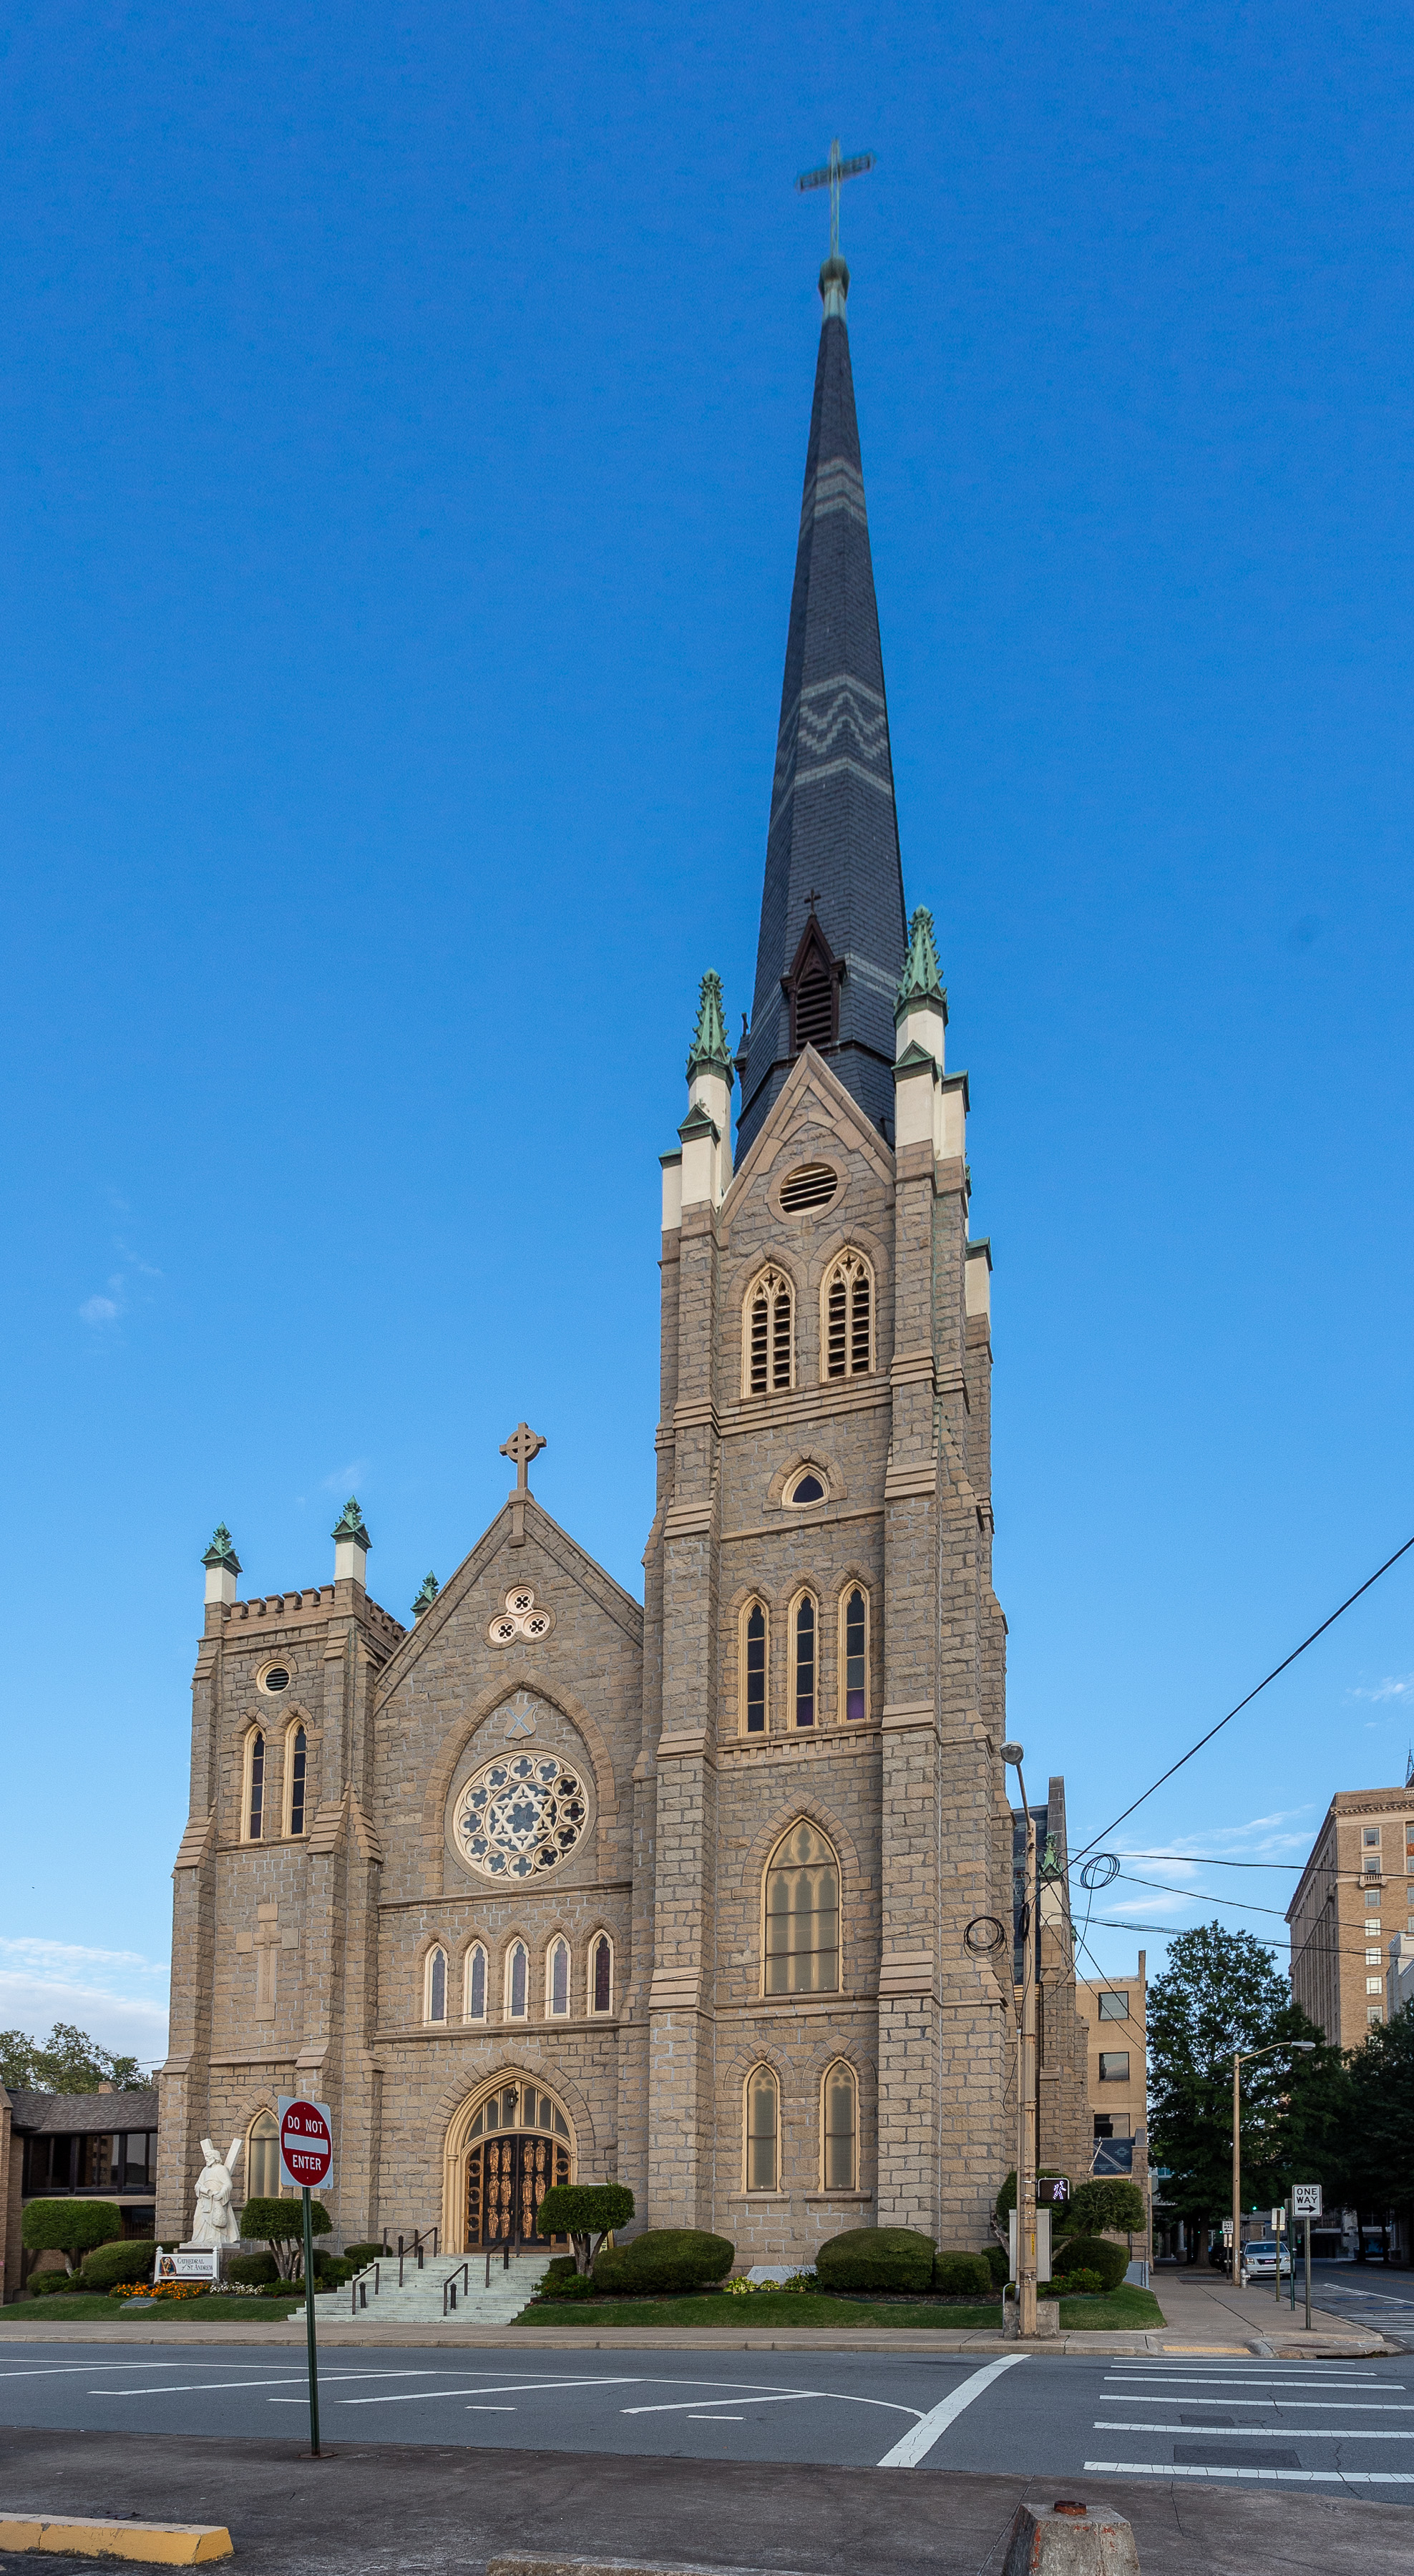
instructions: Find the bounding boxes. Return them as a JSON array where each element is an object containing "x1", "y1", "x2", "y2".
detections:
[
  {"x1": 1, "y1": 2022, "x2": 145, "y2": 2094},
  {"x1": 22, "y1": 2198, "x2": 124, "y2": 2275},
  {"x1": 238, "y1": 2196, "x2": 333, "y2": 2279},
  {"x1": 1064, "y1": 2177, "x2": 1146, "y2": 2240},
  {"x1": 1148, "y1": 1921, "x2": 1342, "y2": 2253},
  {"x1": 536, "y1": 2183, "x2": 635, "y2": 2276},
  {"x1": 1335, "y1": 2005, "x2": 1414, "y2": 2253}
]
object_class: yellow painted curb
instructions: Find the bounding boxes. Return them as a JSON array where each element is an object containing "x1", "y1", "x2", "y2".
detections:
[{"x1": 0, "y1": 2514, "x2": 233, "y2": 2562}]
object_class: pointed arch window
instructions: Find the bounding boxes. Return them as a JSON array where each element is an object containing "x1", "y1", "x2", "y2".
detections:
[
  {"x1": 247, "y1": 2108, "x2": 281, "y2": 2200},
  {"x1": 464, "y1": 1943, "x2": 487, "y2": 2023},
  {"x1": 746, "y1": 2064, "x2": 780, "y2": 2193},
  {"x1": 821, "y1": 2061, "x2": 858, "y2": 2190},
  {"x1": 506, "y1": 1940, "x2": 529, "y2": 2021},
  {"x1": 547, "y1": 1937, "x2": 570, "y2": 2019},
  {"x1": 590, "y1": 1933, "x2": 613, "y2": 2015},
  {"x1": 842, "y1": 1586, "x2": 869, "y2": 1722},
  {"x1": 244, "y1": 1731, "x2": 265, "y2": 1842},
  {"x1": 286, "y1": 1724, "x2": 307, "y2": 1838},
  {"x1": 791, "y1": 1592, "x2": 817, "y2": 1729},
  {"x1": 823, "y1": 1251, "x2": 874, "y2": 1379},
  {"x1": 764, "y1": 1820, "x2": 840, "y2": 1995},
  {"x1": 746, "y1": 1268, "x2": 794, "y2": 1395},
  {"x1": 740, "y1": 1600, "x2": 769, "y2": 1735},
  {"x1": 786, "y1": 915, "x2": 840, "y2": 1055},
  {"x1": 426, "y1": 1946, "x2": 447, "y2": 2024}
]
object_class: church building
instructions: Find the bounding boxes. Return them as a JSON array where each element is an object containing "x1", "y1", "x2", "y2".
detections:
[{"x1": 157, "y1": 248, "x2": 1091, "y2": 2268}]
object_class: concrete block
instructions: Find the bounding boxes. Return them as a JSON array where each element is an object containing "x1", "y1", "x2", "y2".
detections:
[{"x1": 1000, "y1": 2502, "x2": 1139, "y2": 2576}]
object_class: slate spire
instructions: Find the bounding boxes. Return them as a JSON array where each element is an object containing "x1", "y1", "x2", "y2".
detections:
[{"x1": 736, "y1": 258, "x2": 908, "y2": 1160}]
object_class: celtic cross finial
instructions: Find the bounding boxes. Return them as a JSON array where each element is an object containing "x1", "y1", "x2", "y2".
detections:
[{"x1": 500, "y1": 1420, "x2": 547, "y2": 1547}]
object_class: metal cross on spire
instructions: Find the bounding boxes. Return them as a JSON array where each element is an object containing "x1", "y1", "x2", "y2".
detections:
[{"x1": 796, "y1": 136, "x2": 877, "y2": 260}]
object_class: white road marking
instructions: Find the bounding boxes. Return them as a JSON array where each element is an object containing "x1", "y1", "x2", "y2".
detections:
[
  {"x1": 1086, "y1": 2461, "x2": 1414, "y2": 2486},
  {"x1": 467, "y1": 2406, "x2": 515, "y2": 2411},
  {"x1": 0, "y1": 2366, "x2": 183, "y2": 2380},
  {"x1": 93, "y1": 2377, "x2": 311, "y2": 2396},
  {"x1": 1108, "y1": 2394, "x2": 1414, "y2": 2411},
  {"x1": 341, "y1": 2377, "x2": 640, "y2": 2406},
  {"x1": 690, "y1": 2414, "x2": 741, "y2": 2421},
  {"x1": 623, "y1": 2391, "x2": 822, "y2": 2416},
  {"x1": 876, "y1": 2355, "x2": 1028, "y2": 2469},
  {"x1": 1106, "y1": 2373, "x2": 1395, "y2": 2389},
  {"x1": 1095, "y1": 2420, "x2": 1414, "y2": 2442}
]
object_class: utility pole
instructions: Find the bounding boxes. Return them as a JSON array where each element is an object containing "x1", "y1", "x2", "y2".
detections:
[{"x1": 1003, "y1": 1742, "x2": 1037, "y2": 2337}]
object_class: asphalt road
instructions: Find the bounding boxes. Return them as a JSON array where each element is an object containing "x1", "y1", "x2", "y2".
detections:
[
  {"x1": 1305, "y1": 2263, "x2": 1414, "y2": 2341},
  {"x1": 2, "y1": 2343, "x2": 1411, "y2": 2495}
]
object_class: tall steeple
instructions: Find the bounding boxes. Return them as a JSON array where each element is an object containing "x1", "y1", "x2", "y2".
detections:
[{"x1": 735, "y1": 255, "x2": 908, "y2": 1161}]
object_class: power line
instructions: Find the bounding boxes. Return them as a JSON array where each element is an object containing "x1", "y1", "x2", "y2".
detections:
[
  {"x1": 1073, "y1": 1530, "x2": 1414, "y2": 1860},
  {"x1": 1119, "y1": 1851, "x2": 1304, "y2": 1870}
]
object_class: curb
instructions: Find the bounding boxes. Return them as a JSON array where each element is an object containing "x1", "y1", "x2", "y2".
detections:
[{"x1": 0, "y1": 2514, "x2": 233, "y2": 2564}]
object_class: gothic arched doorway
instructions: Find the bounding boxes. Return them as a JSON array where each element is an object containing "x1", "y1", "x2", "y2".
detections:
[{"x1": 459, "y1": 2078, "x2": 574, "y2": 2250}]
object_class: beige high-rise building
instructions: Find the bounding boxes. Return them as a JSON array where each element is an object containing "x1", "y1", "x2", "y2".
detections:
[
  {"x1": 1287, "y1": 1786, "x2": 1414, "y2": 2045},
  {"x1": 1076, "y1": 1953, "x2": 1147, "y2": 2183}
]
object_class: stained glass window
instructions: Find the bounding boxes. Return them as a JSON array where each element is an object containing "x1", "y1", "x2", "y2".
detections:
[
  {"x1": 824, "y1": 2063, "x2": 857, "y2": 2189},
  {"x1": 464, "y1": 1944, "x2": 487, "y2": 2021},
  {"x1": 593, "y1": 1935, "x2": 613, "y2": 2013},
  {"x1": 746, "y1": 2065, "x2": 779, "y2": 2192},
  {"x1": 844, "y1": 1589, "x2": 867, "y2": 1721},
  {"x1": 794, "y1": 1595, "x2": 816, "y2": 1727},
  {"x1": 743, "y1": 1603, "x2": 767, "y2": 1732},
  {"x1": 247, "y1": 1733, "x2": 265, "y2": 1840},
  {"x1": 765, "y1": 1820, "x2": 839, "y2": 1994},
  {"x1": 288, "y1": 1726, "x2": 306, "y2": 1837},
  {"x1": 427, "y1": 1946, "x2": 447, "y2": 2022}
]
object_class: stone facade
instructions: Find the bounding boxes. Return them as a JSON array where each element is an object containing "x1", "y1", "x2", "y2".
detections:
[{"x1": 1288, "y1": 1786, "x2": 1414, "y2": 2046}]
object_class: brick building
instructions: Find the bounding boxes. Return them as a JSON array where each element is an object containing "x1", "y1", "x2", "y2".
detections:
[
  {"x1": 1287, "y1": 1782, "x2": 1414, "y2": 2045},
  {"x1": 156, "y1": 254, "x2": 1091, "y2": 2268}
]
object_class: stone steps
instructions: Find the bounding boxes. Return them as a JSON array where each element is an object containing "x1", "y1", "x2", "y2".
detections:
[{"x1": 315, "y1": 2252, "x2": 550, "y2": 2330}]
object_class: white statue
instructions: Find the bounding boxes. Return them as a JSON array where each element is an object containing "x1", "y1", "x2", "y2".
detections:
[{"x1": 188, "y1": 2137, "x2": 244, "y2": 2248}]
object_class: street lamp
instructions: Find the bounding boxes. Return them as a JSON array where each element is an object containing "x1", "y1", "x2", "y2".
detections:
[
  {"x1": 1001, "y1": 1741, "x2": 1037, "y2": 2338},
  {"x1": 1231, "y1": 2041, "x2": 1316, "y2": 2287}
]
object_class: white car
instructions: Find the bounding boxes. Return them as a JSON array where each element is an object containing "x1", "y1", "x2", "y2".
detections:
[{"x1": 1242, "y1": 2238, "x2": 1292, "y2": 2279}]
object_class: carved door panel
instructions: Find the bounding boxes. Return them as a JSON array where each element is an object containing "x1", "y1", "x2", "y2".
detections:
[{"x1": 467, "y1": 2135, "x2": 570, "y2": 2248}]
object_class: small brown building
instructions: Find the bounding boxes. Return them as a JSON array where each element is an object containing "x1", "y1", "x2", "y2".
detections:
[{"x1": 2, "y1": 2087, "x2": 158, "y2": 2299}]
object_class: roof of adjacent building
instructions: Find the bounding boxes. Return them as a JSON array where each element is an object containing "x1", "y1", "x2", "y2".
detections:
[
  {"x1": 2, "y1": 2087, "x2": 158, "y2": 2135},
  {"x1": 736, "y1": 272, "x2": 908, "y2": 1161}
]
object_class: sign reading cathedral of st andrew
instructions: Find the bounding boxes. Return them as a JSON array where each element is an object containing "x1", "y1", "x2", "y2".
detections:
[{"x1": 157, "y1": 253, "x2": 1091, "y2": 2268}]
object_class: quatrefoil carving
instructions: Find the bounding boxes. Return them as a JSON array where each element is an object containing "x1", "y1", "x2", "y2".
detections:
[{"x1": 487, "y1": 1584, "x2": 555, "y2": 1647}]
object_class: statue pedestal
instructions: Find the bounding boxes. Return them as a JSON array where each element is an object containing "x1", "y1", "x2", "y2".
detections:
[{"x1": 156, "y1": 2245, "x2": 225, "y2": 2285}]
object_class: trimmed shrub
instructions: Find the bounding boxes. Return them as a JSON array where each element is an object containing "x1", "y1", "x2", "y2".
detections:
[
  {"x1": 1053, "y1": 2234, "x2": 1128, "y2": 2294},
  {"x1": 80, "y1": 2240, "x2": 157, "y2": 2293},
  {"x1": 980, "y1": 2243, "x2": 1010, "y2": 2288},
  {"x1": 29, "y1": 2270, "x2": 79, "y2": 2296},
  {"x1": 538, "y1": 2272, "x2": 602, "y2": 2301},
  {"x1": 239, "y1": 2196, "x2": 332, "y2": 2279},
  {"x1": 225, "y1": 2252, "x2": 279, "y2": 2287},
  {"x1": 343, "y1": 2243, "x2": 384, "y2": 2270},
  {"x1": 592, "y1": 2228, "x2": 733, "y2": 2296},
  {"x1": 815, "y1": 2227, "x2": 935, "y2": 2294},
  {"x1": 993, "y1": 2171, "x2": 1068, "y2": 2224},
  {"x1": 537, "y1": 2183, "x2": 635, "y2": 2277},
  {"x1": 22, "y1": 2199, "x2": 125, "y2": 2272},
  {"x1": 932, "y1": 2251, "x2": 993, "y2": 2298},
  {"x1": 1061, "y1": 2180, "x2": 1145, "y2": 2240},
  {"x1": 1047, "y1": 2268, "x2": 1106, "y2": 2297}
]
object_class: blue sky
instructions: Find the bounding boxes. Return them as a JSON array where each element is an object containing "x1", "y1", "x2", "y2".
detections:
[{"x1": 4, "y1": 1, "x2": 1413, "y2": 2067}]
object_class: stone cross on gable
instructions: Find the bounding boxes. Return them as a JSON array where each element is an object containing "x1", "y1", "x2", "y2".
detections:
[{"x1": 500, "y1": 1420, "x2": 547, "y2": 1546}]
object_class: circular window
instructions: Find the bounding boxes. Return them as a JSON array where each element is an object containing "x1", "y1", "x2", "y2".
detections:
[
  {"x1": 779, "y1": 1161, "x2": 838, "y2": 1213},
  {"x1": 789, "y1": 1473, "x2": 825, "y2": 1506},
  {"x1": 259, "y1": 1666, "x2": 291, "y2": 1694},
  {"x1": 452, "y1": 1752, "x2": 590, "y2": 1883}
]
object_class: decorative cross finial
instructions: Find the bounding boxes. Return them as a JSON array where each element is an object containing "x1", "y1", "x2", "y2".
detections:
[
  {"x1": 805, "y1": 886, "x2": 820, "y2": 914},
  {"x1": 796, "y1": 137, "x2": 876, "y2": 261},
  {"x1": 500, "y1": 1421, "x2": 547, "y2": 1547}
]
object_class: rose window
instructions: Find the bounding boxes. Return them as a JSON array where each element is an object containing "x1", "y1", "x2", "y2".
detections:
[{"x1": 454, "y1": 1752, "x2": 588, "y2": 1882}]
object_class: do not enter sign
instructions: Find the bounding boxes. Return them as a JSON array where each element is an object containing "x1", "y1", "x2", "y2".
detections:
[{"x1": 278, "y1": 2094, "x2": 333, "y2": 2190}]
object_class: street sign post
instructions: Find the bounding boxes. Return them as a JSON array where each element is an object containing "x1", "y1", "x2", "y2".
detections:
[
  {"x1": 1289, "y1": 2185, "x2": 1322, "y2": 2329},
  {"x1": 278, "y1": 2097, "x2": 333, "y2": 2457}
]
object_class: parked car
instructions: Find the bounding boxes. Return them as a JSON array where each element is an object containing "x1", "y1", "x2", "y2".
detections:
[
  {"x1": 1242, "y1": 2238, "x2": 1292, "y2": 2279},
  {"x1": 1208, "y1": 2240, "x2": 1233, "y2": 2270}
]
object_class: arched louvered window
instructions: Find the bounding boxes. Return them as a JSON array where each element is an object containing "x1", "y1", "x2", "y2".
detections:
[
  {"x1": 426, "y1": 1946, "x2": 447, "y2": 2024},
  {"x1": 842, "y1": 1586, "x2": 868, "y2": 1722},
  {"x1": 741, "y1": 1600, "x2": 768, "y2": 1735},
  {"x1": 464, "y1": 1943, "x2": 487, "y2": 2022},
  {"x1": 746, "y1": 2064, "x2": 780, "y2": 2192},
  {"x1": 764, "y1": 1820, "x2": 840, "y2": 1995},
  {"x1": 245, "y1": 1732, "x2": 265, "y2": 1842},
  {"x1": 746, "y1": 1267, "x2": 794, "y2": 1395},
  {"x1": 821, "y1": 2061, "x2": 858, "y2": 2190},
  {"x1": 506, "y1": 1940, "x2": 529, "y2": 2021},
  {"x1": 792, "y1": 1593, "x2": 816, "y2": 1729},
  {"x1": 547, "y1": 1938, "x2": 570, "y2": 2018},
  {"x1": 823, "y1": 1251, "x2": 874, "y2": 1379},
  {"x1": 247, "y1": 2108, "x2": 281, "y2": 2200},
  {"x1": 591, "y1": 1934, "x2": 613, "y2": 2014},
  {"x1": 286, "y1": 1724, "x2": 307, "y2": 1837}
]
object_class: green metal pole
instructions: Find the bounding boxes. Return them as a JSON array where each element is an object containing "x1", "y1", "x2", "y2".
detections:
[
  {"x1": 1305, "y1": 2215, "x2": 1312, "y2": 2331},
  {"x1": 303, "y1": 2187, "x2": 321, "y2": 2457}
]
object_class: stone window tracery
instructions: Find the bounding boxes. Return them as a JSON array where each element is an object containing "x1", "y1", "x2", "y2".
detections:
[
  {"x1": 489, "y1": 1586, "x2": 555, "y2": 1646},
  {"x1": 822, "y1": 1250, "x2": 874, "y2": 1379},
  {"x1": 764, "y1": 1820, "x2": 840, "y2": 1996},
  {"x1": 453, "y1": 1750, "x2": 590, "y2": 1883},
  {"x1": 745, "y1": 1267, "x2": 794, "y2": 1395}
]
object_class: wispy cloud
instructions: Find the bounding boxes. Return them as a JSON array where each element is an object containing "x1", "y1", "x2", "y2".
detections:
[
  {"x1": 0, "y1": 1939, "x2": 170, "y2": 2064},
  {"x1": 79, "y1": 1294, "x2": 120, "y2": 1324},
  {"x1": 321, "y1": 1460, "x2": 369, "y2": 1493},
  {"x1": 1350, "y1": 1676, "x2": 1414, "y2": 1704}
]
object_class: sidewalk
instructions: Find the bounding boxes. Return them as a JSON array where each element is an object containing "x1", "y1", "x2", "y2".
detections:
[{"x1": 1145, "y1": 2261, "x2": 1398, "y2": 2354}]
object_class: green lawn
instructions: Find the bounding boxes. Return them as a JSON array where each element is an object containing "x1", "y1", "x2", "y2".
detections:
[
  {"x1": 520, "y1": 2282, "x2": 1167, "y2": 2332},
  {"x1": 0, "y1": 2294, "x2": 303, "y2": 2325},
  {"x1": 1058, "y1": 2284, "x2": 1165, "y2": 2329}
]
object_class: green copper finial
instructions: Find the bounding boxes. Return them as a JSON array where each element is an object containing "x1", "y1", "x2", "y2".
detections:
[
  {"x1": 201, "y1": 1523, "x2": 241, "y2": 1574},
  {"x1": 686, "y1": 970, "x2": 734, "y2": 1088},
  {"x1": 412, "y1": 1571, "x2": 439, "y2": 1619},
  {"x1": 894, "y1": 906, "x2": 945, "y2": 1022},
  {"x1": 331, "y1": 1496, "x2": 371, "y2": 1551}
]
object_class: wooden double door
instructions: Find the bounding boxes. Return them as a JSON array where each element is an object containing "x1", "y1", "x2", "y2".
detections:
[{"x1": 467, "y1": 2132, "x2": 570, "y2": 2248}]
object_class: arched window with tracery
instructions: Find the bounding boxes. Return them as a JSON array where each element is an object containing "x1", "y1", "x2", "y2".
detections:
[
  {"x1": 285, "y1": 1723, "x2": 307, "y2": 1838},
  {"x1": 243, "y1": 1731, "x2": 265, "y2": 1842},
  {"x1": 822, "y1": 1251, "x2": 874, "y2": 1379},
  {"x1": 506, "y1": 1940, "x2": 529, "y2": 2021},
  {"x1": 841, "y1": 1586, "x2": 869, "y2": 1722},
  {"x1": 764, "y1": 1820, "x2": 840, "y2": 1995},
  {"x1": 247, "y1": 2107, "x2": 281, "y2": 2199},
  {"x1": 791, "y1": 1591, "x2": 817, "y2": 1729},
  {"x1": 745, "y1": 2063, "x2": 780, "y2": 2193},
  {"x1": 821, "y1": 2060, "x2": 858, "y2": 2189},
  {"x1": 740, "y1": 1600, "x2": 769, "y2": 1735},
  {"x1": 464, "y1": 1943, "x2": 487, "y2": 2022},
  {"x1": 425, "y1": 1946, "x2": 447, "y2": 2024},
  {"x1": 590, "y1": 1933, "x2": 613, "y2": 2014},
  {"x1": 546, "y1": 1938, "x2": 570, "y2": 2019},
  {"x1": 745, "y1": 1267, "x2": 794, "y2": 1395}
]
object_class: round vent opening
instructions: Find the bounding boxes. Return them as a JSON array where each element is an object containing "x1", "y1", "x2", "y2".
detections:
[{"x1": 779, "y1": 1161, "x2": 838, "y2": 1213}]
